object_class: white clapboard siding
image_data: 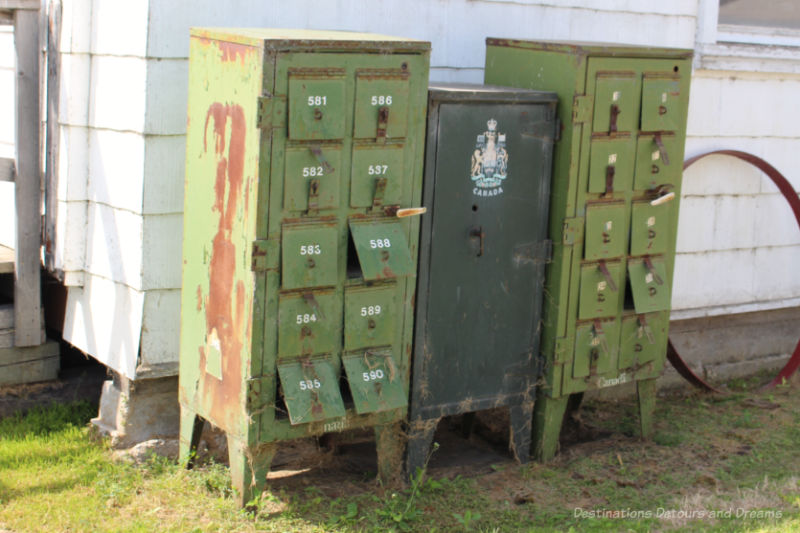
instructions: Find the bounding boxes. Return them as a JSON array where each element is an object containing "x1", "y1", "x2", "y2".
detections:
[
  {"x1": 138, "y1": 288, "x2": 181, "y2": 374},
  {"x1": 143, "y1": 134, "x2": 186, "y2": 215},
  {"x1": 141, "y1": 213, "x2": 182, "y2": 290},
  {"x1": 63, "y1": 273, "x2": 144, "y2": 379}
]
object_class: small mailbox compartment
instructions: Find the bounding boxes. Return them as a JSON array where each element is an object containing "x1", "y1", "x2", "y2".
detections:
[
  {"x1": 281, "y1": 222, "x2": 339, "y2": 289},
  {"x1": 277, "y1": 289, "x2": 342, "y2": 357},
  {"x1": 578, "y1": 260, "x2": 625, "y2": 320},
  {"x1": 350, "y1": 144, "x2": 405, "y2": 208},
  {"x1": 633, "y1": 133, "x2": 680, "y2": 191},
  {"x1": 353, "y1": 72, "x2": 410, "y2": 139},
  {"x1": 584, "y1": 202, "x2": 628, "y2": 260},
  {"x1": 592, "y1": 72, "x2": 638, "y2": 134},
  {"x1": 342, "y1": 349, "x2": 407, "y2": 414},
  {"x1": 344, "y1": 283, "x2": 397, "y2": 350},
  {"x1": 588, "y1": 136, "x2": 635, "y2": 195},
  {"x1": 627, "y1": 255, "x2": 670, "y2": 313},
  {"x1": 640, "y1": 74, "x2": 681, "y2": 132},
  {"x1": 619, "y1": 311, "x2": 668, "y2": 369},
  {"x1": 630, "y1": 201, "x2": 671, "y2": 256},
  {"x1": 284, "y1": 145, "x2": 342, "y2": 212},
  {"x1": 277, "y1": 357, "x2": 346, "y2": 425},
  {"x1": 288, "y1": 72, "x2": 346, "y2": 140},
  {"x1": 573, "y1": 318, "x2": 620, "y2": 378},
  {"x1": 348, "y1": 220, "x2": 415, "y2": 281}
]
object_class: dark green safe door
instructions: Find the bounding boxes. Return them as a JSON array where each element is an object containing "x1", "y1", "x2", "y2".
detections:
[{"x1": 406, "y1": 85, "x2": 557, "y2": 474}]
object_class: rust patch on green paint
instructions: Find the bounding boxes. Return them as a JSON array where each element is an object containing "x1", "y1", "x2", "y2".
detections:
[{"x1": 202, "y1": 103, "x2": 248, "y2": 425}]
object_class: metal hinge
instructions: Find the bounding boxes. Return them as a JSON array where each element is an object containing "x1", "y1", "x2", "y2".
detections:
[
  {"x1": 554, "y1": 117, "x2": 562, "y2": 142},
  {"x1": 562, "y1": 217, "x2": 584, "y2": 245},
  {"x1": 572, "y1": 95, "x2": 592, "y2": 124},
  {"x1": 245, "y1": 376, "x2": 272, "y2": 413},
  {"x1": 256, "y1": 96, "x2": 272, "y2": 129},
  {"x1": 512, "y1": 239, "x2": 553, "y2": 265},
  {"x1": 251, "y1": 239, "x2": 279, "y2": 271},
  {"x1": 554, "y1": 337, "x2": 572, "y2": 364}
]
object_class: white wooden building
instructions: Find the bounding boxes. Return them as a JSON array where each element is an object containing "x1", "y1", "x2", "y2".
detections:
[{"x1": 2, "y1": 0, "x2": 799, "y2": 436}]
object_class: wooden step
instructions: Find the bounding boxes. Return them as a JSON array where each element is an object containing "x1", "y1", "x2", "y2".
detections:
[{"x1": 0, "y1": 245, "x2": 13, "y2": 274}]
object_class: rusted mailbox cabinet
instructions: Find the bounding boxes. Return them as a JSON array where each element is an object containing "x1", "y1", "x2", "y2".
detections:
[
  {"x1": 406, "y1": 85, "x2": 557, "y2": 474},
  {"x1": 485, "y1": 40, "x2": 691, "y2": 460},
  {"x1": 178, "y1": 29, "x2": 430, "y2": 503}
]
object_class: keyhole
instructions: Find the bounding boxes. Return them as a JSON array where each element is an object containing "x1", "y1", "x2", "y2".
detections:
[
  {"x1": 472, "y1": 204, "x2": 478, "y2": 212},
  {"x1": 307, "y1": 257, "x2": 316, "y2": 268},
  {"x1": 648, "y1": 287, "x2": 657, "y2": 296},
  {"x1": 313, "y1": 108, "x2": 323, "y2": 120},
  {"x1": 367, "y1": 319, "x2": 376, "y2": 330},
  {"x1": 634, "y1": 343, "x2": 643, "y2": 352}
]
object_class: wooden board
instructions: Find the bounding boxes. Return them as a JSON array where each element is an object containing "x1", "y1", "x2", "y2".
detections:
[
  {"x1": 0, "y1": 245, "x2": 13, "y2": 274},
  {"x1": 0, "y1": 158, "x2": 13, "y2": 182}
]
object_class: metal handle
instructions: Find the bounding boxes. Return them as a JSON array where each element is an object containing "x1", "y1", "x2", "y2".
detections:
[
  {"x1": 650, "y1": 191, "x2": 675, "y2": 206},
  {"x1": 469, "y1": 226, "x2": 485, "y2": 257},
  {"x1": 597, "y1": 260, "x2": 618, "y2": 292},
  {"x1": 383, "y1": 205, "x2": 427, "y2": 218},
  {"x1": 653, "y1": 133, "x2": 670, "y2": 165}
]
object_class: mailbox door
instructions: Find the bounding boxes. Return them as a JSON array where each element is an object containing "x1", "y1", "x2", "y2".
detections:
[
  {"x1": 350, "y1": 144, "x2": 405, "y2": 208},
  {"x1": 284, "y1": 145, "x2": 342, "y2": 212},
  {"x1": 281, "y1": 222, "x2": 340, "y2": 289},
  {"x1": 633, "y1": 133, "x2": 680, "y2": 191},
  {"x1": 573, "y1": 319, "x2": 620, "y2": 378},
  {"x1": 627, "y1": 256, "x2": 670, "y2": 313},
  {"x1": 619, "y1": 311, "x2": 668, "y2": 369},
  {"x1": 587, "y1": 136, "x2": 635, "y2": 195},
  {"x1": 578, "y1": 260, "x2": 625, "y2": 320},
  {"x1": 353, "y1": 72, "x2": 410, "y2": 139},
  {"x1": 343, "y1": 284, "x2": 397, "y2": 350},
  {"x1": 277, "y1": 290, "x2": 342, "y2": 358},
  {"x1": 584, "y1": 203, "x2": 628, "y2": 260},
  {"x1": 416, "y1": 100, "x2": 554, "y2": 412},
  {"x1": 640, "y1": 74, "x2": 682, "y2": 132},
  {"x1": 591, "y1": 72, "x2": 639, "y2": 134},
  {"x1": 630, "y1": 201, "x2": 671, "y2": 256},
  {"x1": 288, "y1": 72, "x2": 347, "y2": 140}
]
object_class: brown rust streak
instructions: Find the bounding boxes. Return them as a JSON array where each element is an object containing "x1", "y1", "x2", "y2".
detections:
[
  {"x1": 218, "y1": 41, "x2": 251, "y2": 66},
  {"x1": 201, "y1": 102, "x2": 248, "y2": 428}
]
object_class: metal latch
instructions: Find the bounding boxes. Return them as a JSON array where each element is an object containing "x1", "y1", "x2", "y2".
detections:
[
  {"x1": 251, "y1": 239, "x2": 279, "y2": 272},
  {"x1": 572, "y1": 95, "x2": 592, "y2": 124}
]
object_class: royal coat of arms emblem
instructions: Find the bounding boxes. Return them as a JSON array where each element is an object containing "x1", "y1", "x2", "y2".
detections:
[{"x1": 470, "y1": 118, "x2": 508, "y2": 197}]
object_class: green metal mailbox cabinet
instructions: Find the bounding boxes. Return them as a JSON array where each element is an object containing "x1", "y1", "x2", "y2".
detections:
[
  {"x1": 406, "y1": 84, "x2": 557, "y2": 474},
  {"x1": 484, "y1": 40, "x2": 692, "y2": 460},
  {"x1": 178, "y1": 29, "x2": 430, "y2": 503}
]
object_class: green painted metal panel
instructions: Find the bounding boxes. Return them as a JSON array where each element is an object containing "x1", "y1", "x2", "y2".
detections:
[
  {"x1": 287, "y1": 74, "x2": 346, "y2": 140},
  {"x1": 573, "y1": 318, "x2": 620, "y2": 378},
  {"x1": 283, "y1": 145, "x2": 342, "y2": 212},
  {"x1": 592, "y1": 72, "x2": 639, "y2": 134},
  {"x1": 619, "y1": 311, "x2": 668, "y2": 369},
  {"x1": 641, "y1": 74, "x2": 682, "y2": 132},
  {"x1": 342, "y1": 349, "x2": 406, "y2": 414},
  {"x1": 578, "y1": 260, "x2": 625, "y2": 320},
  {"x1": 628, "y1": 256, "x2": 670, "y2": 313},
  {"x1": 277, "y1": 358, "x2": 346, "y2": 424},
  {"x1": 281, "y1": 222, "x2": 339, "y2": 289},
  {"x1": 584, "y1": 202, "x2": 628, "y2": 259},
  {"x1": 349, "y1": 220, "x2": 415, "y2": 281},
  {"x1": 633, "y1": 133, "x2": 681, "y2": 191},
  {"x1": 350, "y1": 144, "x2": 405, "y2": 208},
  {"x1": 343, "y1": 284, "x2": 397, "y2": 350},
  {"x1": 411, "y1": 85, "x2": 556, "y2": 422},
  {"x1": 277, "y1": 290, "x2": 342, "y2": 358},
  {"x1": 180, "y1": 29, "x2": 430, "y2": 499},
  {"x1": 630, "y1": 201, "x2": 671, "y2": 256},
  {"x1": 588, "y1": 136, "x2": 635, "y2": 194},
  {"x1": 353, "y1": 74, "x2": 410, "y2": 139}
]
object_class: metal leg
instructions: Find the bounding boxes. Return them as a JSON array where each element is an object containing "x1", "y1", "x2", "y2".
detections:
[
  {"x1": 375, "y1": 421, "x2": 405, "y2": 487},
  {"x1": 404, "y1": 418, "x2": 439, "y2": 481},
  {"x1": 226, "y1": 434, "x2": 277, "y2": 507},
  {"x1": 178, "y1": 406, "x2": 205, "y2": 468},
  {"x1": 637, "y1": 378, "x2": 657, "y2": 439},
  {"x1": 532, "y1": 393, "x2": 570, "y2": 461},
  {"x1": 509, "y1": 402, "x2": 534, "y2": 464}
]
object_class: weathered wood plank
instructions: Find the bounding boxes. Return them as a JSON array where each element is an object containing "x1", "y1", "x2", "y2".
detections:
[
  {"x1": 0, "y1": 158, "x2": 13, "y2": 182},
  {"x1": 43, "y1": 0, "x2": 61, "y2": 273},
  {"x1": 0, "y1": 328, "x2": 12, "y2": 348},
  {"x1": 0, "y1": 245, "x2": 13, "y2": 274},
  {"x1": 0, "y1": 341, "x2": 59, "y2": 385},
  {"x1": 13, "y1": 9, "x2": 42, "y2": 347},
  {"x1": 0, "y1": 1, "x2": 39, "y2": 10}
]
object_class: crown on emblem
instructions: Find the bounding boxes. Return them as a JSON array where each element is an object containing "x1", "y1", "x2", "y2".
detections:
[{"x1": 487, "y1": 118, "x2": 498, "y2": 131}]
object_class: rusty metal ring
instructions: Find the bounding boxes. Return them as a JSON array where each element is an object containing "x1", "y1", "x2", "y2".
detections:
[{"x1": 668, "y1": 150, "x2": 800, "y2": 392}]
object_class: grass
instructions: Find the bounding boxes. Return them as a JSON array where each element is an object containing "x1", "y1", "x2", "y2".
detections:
[{"x1": 0, "y1": 377, "x2": 798, "y2": 532}]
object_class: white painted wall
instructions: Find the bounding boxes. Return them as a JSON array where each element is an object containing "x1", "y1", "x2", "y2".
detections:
[{"x1": 18, "y1": 0, "x2": 800, "y2": 378}]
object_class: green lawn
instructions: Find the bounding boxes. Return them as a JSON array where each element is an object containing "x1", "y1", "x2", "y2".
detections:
[{"x1": 0, "y1": 376, "x2": 798, "y2": 532}]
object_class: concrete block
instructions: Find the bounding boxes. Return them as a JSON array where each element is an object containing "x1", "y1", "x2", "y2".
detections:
[
  {"x1": 91, "y1": 373, "x2": 180, "y2": 447},
  {"x1": 87, "y1": 129, "x2": 145, "y2": 212},
  {"x1": 142, "y1": 214, "x2": 183, "y2": 290},
  {"x1": 0, "y1": 342, "x2": 60, "y2": 386},
  {"x1": 63, "y1": 274, "x2": 144, "y2": 379},
  {"x1": 89, "y1": 55, "x2": 147, "y2": 133},
  {"x1": 139, "y1": 289, "x2": 180, "y2": 376},
  {"x1": 143, "y1": 135, "x2": 185, "y2": 215},
  {"x1": 57, "y1": 125, "x2": 89, "y2": 202},
  {"x1": 58, "y1": 53, "x2": 91, "y2": 127},
  {"x1": 90, "y1": 0, "x2": 149, "y2": 57},
  {"x1": 84, "y1": 203, "x2": 143, "y2": 289},
  {"x1": 144, "y1": 59, "x2": 189, "y2": 135}
]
